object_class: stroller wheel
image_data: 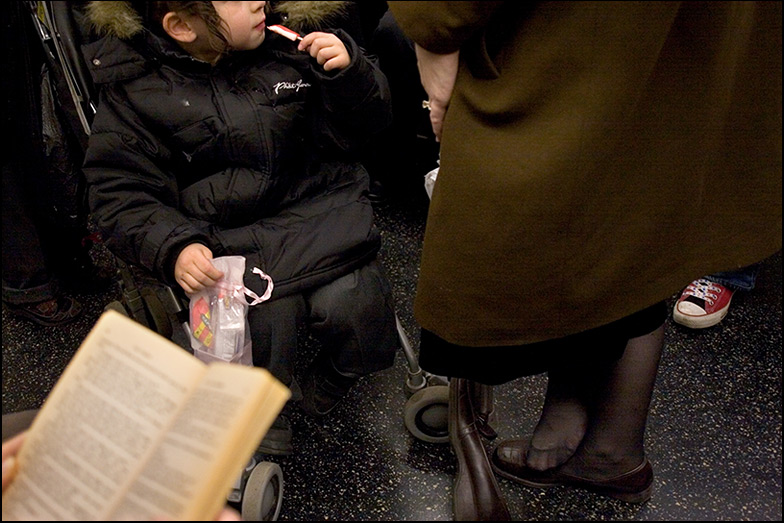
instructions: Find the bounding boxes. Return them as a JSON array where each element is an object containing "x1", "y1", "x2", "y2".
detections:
[
  {"x1": 242, "y1": 461, "x2": 284, "y2": 521},
  {"x1": 404, "y1": 384, "x2": 450, "y2": 444}
]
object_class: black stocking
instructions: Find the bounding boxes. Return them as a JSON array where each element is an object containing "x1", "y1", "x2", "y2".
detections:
[
  {"x1": 527, "y1": 365, "x2": 591, "y2": 470},
  {"x1": 528, "y1": 325, "x2": 664, "y2": 476},
  {"x1": 567, "y1": 324, "x2": 664, "y2": 477}
]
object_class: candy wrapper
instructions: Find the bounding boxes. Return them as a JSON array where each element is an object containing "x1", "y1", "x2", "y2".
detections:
[{"x1": 188, "y1": 256, "x2": 273, "y2": 366}]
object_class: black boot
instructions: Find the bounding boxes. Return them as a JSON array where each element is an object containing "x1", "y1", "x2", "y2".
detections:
[
  {"x1": 473, "y1": 381, "x2": 499, "y2": 441},
  {"x1": 450, "y1": 378, "x2": 511, "y2": 521},
  {"x1": 257, "y1": 413, "x2": 293, "y2": 456},
  {"x1": 300, "y1": 356, "x2": 359, "y2": 418}
]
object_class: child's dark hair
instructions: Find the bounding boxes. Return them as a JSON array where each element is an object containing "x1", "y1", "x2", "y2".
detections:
[{"x1": 140, "y1": 1, "x2": 229, "y2": 56}]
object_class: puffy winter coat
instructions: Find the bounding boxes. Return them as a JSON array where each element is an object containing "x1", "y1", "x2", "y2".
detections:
[{"x1": 82, "y1": 3, "x2": 392, "y2": 300}]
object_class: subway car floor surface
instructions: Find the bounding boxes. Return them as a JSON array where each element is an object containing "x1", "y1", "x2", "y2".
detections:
[{"x1": 2, "y1": 188, "x2": 781, "y2": 521}]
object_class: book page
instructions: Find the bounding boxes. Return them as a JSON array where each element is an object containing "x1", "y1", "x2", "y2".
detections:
[
  {"x1": 2, "y1": 311, "x2": 206, "y2": 521},
  {"x1": 108, "y1": 363, "x2": 290, "y2": 520}
]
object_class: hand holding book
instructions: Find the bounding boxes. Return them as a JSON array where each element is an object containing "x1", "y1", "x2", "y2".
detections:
[{"x1": 1, "y1": 310, "x2": 290, "y2": 521}]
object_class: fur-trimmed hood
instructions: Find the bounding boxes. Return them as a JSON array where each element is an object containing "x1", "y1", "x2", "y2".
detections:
[
  {"x1": 86, "y1": 1, "x2": 351, "y2": 40},
  {"x1": 271, "y1": 1, "x2": 350, "y2": 33},
  {"x1": 86, "y1": 1, "x2": 144, "y2": 39}
]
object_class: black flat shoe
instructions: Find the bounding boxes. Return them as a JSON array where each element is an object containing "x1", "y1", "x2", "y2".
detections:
[
  {"x1": 300, "y1": 357, "x2": 359, "y2": 418},
  {"x1": 492, "y1": 438, "x2": 654, "y2": 503},
  {"x1": 5, "y1": 296, "x2": 82, "y2": 327},
  {"x1": 257, "y1": 414, "x2": 293, "y2": 456}
]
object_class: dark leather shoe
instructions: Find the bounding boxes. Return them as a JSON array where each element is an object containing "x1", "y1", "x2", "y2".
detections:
[
  {"x1": 473, "y1": 382, "x2": 498, "y2": 440},
  {"x1": 5, "y1": 296, "x2": 82, "y2": 326},
  {"x1": 491, "y1": 439, "x2": 653, "y2": 503},
  {"x1": 450, "y1": 378, "x2": 511, "y2": 521},
  {"x1": 300, "y1": 357, "x2": 359, "y2": 418},
  {"x1": 257, "y1": 414, "x2": 293, "y2": 456}
]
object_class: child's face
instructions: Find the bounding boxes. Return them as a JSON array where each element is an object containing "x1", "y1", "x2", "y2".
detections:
[{"x1": 212, "y1": 1, "x2": 267, "y2": 51}]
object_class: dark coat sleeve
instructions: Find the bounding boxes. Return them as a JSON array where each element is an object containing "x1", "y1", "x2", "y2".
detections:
[
  {"x1": 83, "y1": 87, "x2": 211, "y2": 286},
  {"x1": 389, "y1": 1, "x2": 505, "y2": 53},
  {"x1": 308, "y1": 29, "x2": 393, "y2": 153}
]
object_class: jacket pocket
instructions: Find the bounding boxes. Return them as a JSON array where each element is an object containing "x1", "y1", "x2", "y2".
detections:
[{"x1": 170, "y1": 116, "x2": 221, "y2": 164}]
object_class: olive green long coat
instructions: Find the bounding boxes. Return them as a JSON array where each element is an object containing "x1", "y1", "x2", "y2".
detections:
[{"x1": 390, "y1": 1, "x2": 781, "y2": 346}]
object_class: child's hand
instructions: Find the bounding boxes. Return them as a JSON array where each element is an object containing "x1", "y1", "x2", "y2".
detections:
[
  {"x1": 174, "y1": 243, "x2": 224, "y2": 295},
  {"x1": 298, "y1": 32, "x2": 350, "y2": 72}
]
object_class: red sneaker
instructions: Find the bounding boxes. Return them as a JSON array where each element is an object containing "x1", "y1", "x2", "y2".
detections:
[{"x1": 673, "y1": 279, "x2": 734, "y2": 329}]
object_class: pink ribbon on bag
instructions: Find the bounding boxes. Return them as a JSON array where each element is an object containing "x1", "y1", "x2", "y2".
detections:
[
  {"x1": 245, "y1": 267, "x2": 274, "y2": 306},
  {"x1": 215, "y1": 267, "x2": 274, "y2": 306}
]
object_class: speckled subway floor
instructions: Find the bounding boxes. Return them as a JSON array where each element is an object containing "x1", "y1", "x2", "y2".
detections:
[{"x1": 2, "y1": 188, "x2": 781, "y2": 521}]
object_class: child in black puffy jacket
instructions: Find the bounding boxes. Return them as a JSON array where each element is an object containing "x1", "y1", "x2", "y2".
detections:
[{"x1": 82, "y1": 1, "x2": 398, "y2": 453}]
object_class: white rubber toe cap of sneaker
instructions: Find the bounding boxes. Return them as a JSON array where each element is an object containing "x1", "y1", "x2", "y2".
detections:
[{"x1": 676, "y1": 301, "x2": 707, "y2": 316}]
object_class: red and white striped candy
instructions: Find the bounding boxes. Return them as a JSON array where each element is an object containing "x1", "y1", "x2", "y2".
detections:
[{"x1": 268, "y1": 24, "x2": 302, "y2": 41}]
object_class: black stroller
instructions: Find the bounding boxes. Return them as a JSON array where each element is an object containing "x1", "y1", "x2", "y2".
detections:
[{"x1": 26, "y1": 1, "x2": 451, "y2": 519}]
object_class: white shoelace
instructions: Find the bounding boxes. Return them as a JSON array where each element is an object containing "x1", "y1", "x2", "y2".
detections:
[{"x1": 682, "y1": 279, "x2": 723, "y2": 305}]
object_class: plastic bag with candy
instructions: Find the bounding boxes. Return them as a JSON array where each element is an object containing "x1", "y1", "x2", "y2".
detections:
[{"x1": 188, "y1": 256, "x2": 273, "y2": 366}]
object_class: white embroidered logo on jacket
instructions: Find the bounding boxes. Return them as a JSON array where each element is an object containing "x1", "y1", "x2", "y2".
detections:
[{"x1": 273, "y1": 79, "x2": 311, "y2": 94}]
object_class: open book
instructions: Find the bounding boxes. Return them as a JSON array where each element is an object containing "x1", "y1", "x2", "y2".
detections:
[{"x1": 2, "y1": 310, "x2": 290, "y2": 521}]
